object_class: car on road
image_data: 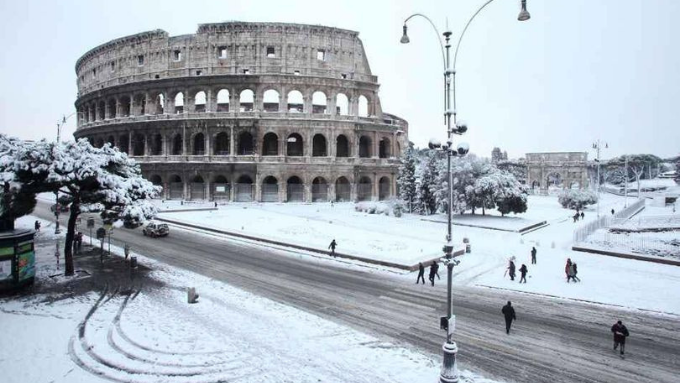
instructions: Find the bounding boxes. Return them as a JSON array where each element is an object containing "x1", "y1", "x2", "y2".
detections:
[
  {"x1": 50, "y1": 204, "x2": 70, "y2": 213},
  {"x1": 142, "y1": 222, "x2": 169, "y2": 238}
]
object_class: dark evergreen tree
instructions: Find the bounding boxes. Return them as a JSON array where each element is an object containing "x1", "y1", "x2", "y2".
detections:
[{"x1": 397, "y1": 143, "x2": 418, "y2": 212}]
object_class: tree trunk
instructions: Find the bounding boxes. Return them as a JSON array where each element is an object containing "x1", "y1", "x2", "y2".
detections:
[{"x1": 64, "y1": 200, "x2": 80, "y2": 276}]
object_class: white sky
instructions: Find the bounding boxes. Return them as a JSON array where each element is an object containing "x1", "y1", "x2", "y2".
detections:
[{"x1": 1, "y1": 0, "x2": 678, "y2": 160}]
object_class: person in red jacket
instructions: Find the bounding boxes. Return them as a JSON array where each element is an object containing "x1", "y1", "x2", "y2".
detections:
[{"x1": 611, "y1": 320, "x2": 630, "y2": 356}]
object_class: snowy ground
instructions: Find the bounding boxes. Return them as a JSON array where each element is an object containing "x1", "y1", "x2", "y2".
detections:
[
  {"x1": 0, "y1": 216, "x2": 498, "y2": 383},
  {"x1": 158, "y1": 194, "x2": 680, "y2": 315}
]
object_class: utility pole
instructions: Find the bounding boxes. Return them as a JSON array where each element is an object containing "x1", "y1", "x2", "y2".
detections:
[{"x1": 592, "y1": 140, "x2": 608, "y2": 218}]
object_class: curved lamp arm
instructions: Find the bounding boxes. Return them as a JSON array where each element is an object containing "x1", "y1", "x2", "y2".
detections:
[{"x1": 403, "y1": 13, "x2": 447, "y2": 71}]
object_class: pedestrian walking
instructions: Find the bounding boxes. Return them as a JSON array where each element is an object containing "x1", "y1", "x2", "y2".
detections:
[
  {"x1": 502, "y1": 301, "x2": 516, "y2": 334},
  {"x1": 124, "y1": 243, "x2": 131, "y2": 260},
  {"x1": 433, "y1": 261, "x2": 440, "y2": 280},
  {"x1": 573, "y1": 262, "x2": 581, "y2": 282},
  {"x1": 611, "y1": 208, "x2": 615, "y2": 215},
  {"x1": 565, "y1": 258, "x2": 572, "y2": 282},
  {"x1": 573, "y1": 212, "x2": 579, "y2": 223},
  {"x1": 611, "y1": 320, "x2": 630, "y2": 356},
  {"x1": 507, "y1": 260, "x2": 516, "y2": 281},
  {"x1": 429, "y1": 262, "x2": 437, "y2": 286},
  {"x1": 531, "y1": 246, "x2": 537, "y2": 264},
  {"x1": 328, "y1": 239, "x2": 337, "y2": 257},
  {"x1": 416, "y1": 262, "x2": 425, "y2": 284},
  {"x1": 34, "y1": 220, "x2": 41, "y2": 231},
  {"x1": 519, "y1": 264, "x2": 528, "y2": 283},
  {"x1": 580, "y1": 211, "x2": 585, "y2": 220}
]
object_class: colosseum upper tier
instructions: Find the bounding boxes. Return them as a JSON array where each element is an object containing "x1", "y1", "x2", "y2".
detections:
[{"x1": 74, "y1": 21, "x2": 408, "y2": 203}]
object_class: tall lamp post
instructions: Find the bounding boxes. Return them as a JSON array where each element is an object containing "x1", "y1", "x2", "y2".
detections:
[
  {"x1": 401, "y1": 1, "x2": 530, "y2": 382},
  {"x1": 592, "y1": 140, "x2": 608, "y2": 217},
  {"x1": 54, "y1": 112, "x2": 77, "y2": 234}
]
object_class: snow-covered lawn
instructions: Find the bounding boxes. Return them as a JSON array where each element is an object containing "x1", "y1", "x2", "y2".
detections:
[
  {"x1": 0, "y1": 216, "x2": 498, "y2": 383},
  {"x1": 158, "y1": 194, "x2": 680, "y2": 315}
]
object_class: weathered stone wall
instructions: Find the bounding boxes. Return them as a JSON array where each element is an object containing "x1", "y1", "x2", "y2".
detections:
[{"x1": 73, "y1": 22, "x2": 407, "y2": 203}]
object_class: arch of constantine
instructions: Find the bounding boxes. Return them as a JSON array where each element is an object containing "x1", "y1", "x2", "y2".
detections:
[{"x1": 525, "y1": 152, "x2": 589, "y2": 191}]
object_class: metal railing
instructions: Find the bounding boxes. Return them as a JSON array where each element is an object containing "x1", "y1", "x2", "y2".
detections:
[{"x1": 573, "y1": 199, "x2": 646, "y2": 243}]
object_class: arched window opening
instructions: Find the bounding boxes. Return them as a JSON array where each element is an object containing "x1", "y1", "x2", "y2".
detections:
[
  {"x1": 194, "y1": 91, "x2": 206, "y2": 112},
  {"x1": 262, "y1": 133, "x2": 279, "y2": 156},
  {"x1": 95, "y1": 138, "x2": 104, "y2": 148},
  {"x1": 263, "y1": 89, "x2": 280, "y2": 112},
  {"x1": 120, "y1": 96, "x2": 131, "y2": 117},
  {"x1": 150, "y1": 175, "x2": 163, "y2": 198},
  {"x1": 312, "y1": 134, "x2": 327, "y2": 157},
  {"x1": 119, "y1": 134, "x2": 129, "y2": 154},
  {"x1": 358, "y1": 95, "x2": 369, "y2": 117},
  {"x1": 357, "y1": 176, "x2": 372, "y2": 201},
  {"x1": 107, "y1": 99, "x2": 117, "y2": 119},
  {"x1": 98, "y1": 101, "x2": 106, "y2": 120},
  {"x1": 335, "y1": 177, "x2": 351, "y2": 202},
  {"x1": 156, "y1": 93, "x2": 165, "y2": 115},
  {"x1": 239, "y1": 89, "x2": 254, "y2": 112},
  {"x1": 190, "y1": 175, "x2": 205, "y2": 200},
  {"x1": 213, "y1": 175, "x2": 230, "y2": 201},
  {"x1": 287, "y1": 90, "x2": 304, "y2": 113},
  {"x1": 336, "y1": 135, "x2": 350, "y2": 157},
  {"x1": 235, "y1": 174, "x2": 254, "y2": 202},
  {"x1": 359, "y1": 136, "x2": 372, "y2": 158},
  {"x1": 312, "y1": 91, "x2": 327, "y2": 114},
  {"x1": 379, "y1": 137, "x2": 391, "y2": 158},
  {"x1": 214, "y1": 132, "x2": 230, "y2": 155},
  {"x1": 378, "y1": 176, "x2": 391, "y2": 200},
  {"x1": 262, "y1": 176, "x2": 279, "y2": 202},
  {"x1": 132, "y1": 134, "x2": 145, "y2": 156},
  {"x1": 169, "y1": 175, "x2": 183, "y2": 199},
  {"x1": 151, "y1": 134, "x2": 163, "y2": 155},
  {"x1": 286, "y1": 133, "x2": 303, "y2": 157},
  {"x1": 237, "y1": 132, "x2": 254, "y2": 155},
  {"x1": 312, "y1": 177, "x2": 328, "y2": 202},
  {"x1": 106, "y1": 136, "x2": 115, "y2": 147},
  {"x1": 174, "y1": 92, "x2": 184, "y2": 114},
  {"x1": 336, "y1": 93, "x2": 349, "y2": 115},
  {"x1": 287, "y1": 176, "x2": 304, "y2": 202},
  {"x1": 193, "y1": 133, "x2": 205, "y2": 155},
  {"x1": 216, "y1": 89, "x2": 230, "y2": 112},
  {"x1": 172, "y1": 134, "x2": 183, "y2": 155}
]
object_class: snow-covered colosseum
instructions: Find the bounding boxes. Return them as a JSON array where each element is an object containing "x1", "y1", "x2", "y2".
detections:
[{"x1": 73, "y1": 22, "x2": 408, "y2": 202}]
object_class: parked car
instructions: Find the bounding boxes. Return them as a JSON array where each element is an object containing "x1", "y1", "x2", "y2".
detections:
[
  {"x1": 142, "y1": 222, "x2": 169, "y2": 237},
  {"x1": 123, "y1": 217, "x2": 142, "y2": 229},
  {"x1": 50, "y1": 204, "x2": 70, "y2": 213}
]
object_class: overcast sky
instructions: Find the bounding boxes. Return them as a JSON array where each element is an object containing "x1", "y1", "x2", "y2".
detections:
[{"x1": 1, "y1": 0, "x2": 678, "y2": 160}]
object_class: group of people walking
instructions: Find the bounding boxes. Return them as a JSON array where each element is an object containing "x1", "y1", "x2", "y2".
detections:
[
  {"x1": 416, "y1": 261, "x2": 440, "y2": 286},
  {"x1": 565, "y1": 258, "x2": 580, "y2": 282},
  {"x1": 573, "y1": 210, "x2": 585, "y2": 223},
  {"x1": 506, "y1": 257, "x2": 529, "y2": 283}
]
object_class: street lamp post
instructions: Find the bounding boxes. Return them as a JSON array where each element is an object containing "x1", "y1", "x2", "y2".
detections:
[
  {"x1": 401, "y1": 2, "x2": 530, "y2": 382},
  {"x1": 592, "y1": 140, "x2": 608, "y2": 217},
  {"x1": 54, "y1": 113, "x2": 77, "y2": 234}
]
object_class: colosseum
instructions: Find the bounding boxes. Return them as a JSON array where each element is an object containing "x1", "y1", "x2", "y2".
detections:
[{"x1": 73, "y1": 21, "x2": 408, "y2": 203}]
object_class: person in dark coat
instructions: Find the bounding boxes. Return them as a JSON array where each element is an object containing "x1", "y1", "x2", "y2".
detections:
[
  {"x1": 580, "y1": 211, "x2": 585, "y2": 220},
  {"x1": 429, "y1": 262, "x2": 438, "y2": 286},
  {"x1": 433, "y1": 261, "x2": 440, "y2": 280},
  {"x1": 34, "y1": 220, "x2": 41, "y2": 231},
  {"x1": 328, "y1": 239, "x2": 337, "y2": 257},
  {"x1": 416, "y1": 262, "x2": 425, "y2": 284},
  {"x1": 611, "y1": 208, "x2": 615, "y2": 215},
  {"x1": 508, "y1": 260, "x2": 516, "y2": 281},
  {"x1": 502, "y1": 301, "x2": 516, "y2": 334},
  {"x1": 611, "y1": 320, "x2": 630, "y2": 355},
  {"x1": 573, "y1": 212, "x2": 579, "y2": 223},
  {"x1": 519, "y1": 264, "x2": 528, "y2": 283},
  {"x1": 531, "y1": 247, "x2": 537, "y2": 264},
  {"x1": 565, "y1": 258, "x2": 572, "y2": 282}
]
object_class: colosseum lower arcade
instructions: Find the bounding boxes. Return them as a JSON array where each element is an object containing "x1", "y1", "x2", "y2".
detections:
[{"x1": 73, "y1": 22, "x2": 408, "y2": 202}]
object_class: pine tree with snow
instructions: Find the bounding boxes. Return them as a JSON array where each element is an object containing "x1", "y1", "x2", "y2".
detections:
[
  {"x1": 418, "y1": 151, "x2": 440, "y2": 215},
  {"x1": 0, "y1": 136, "x2": 160, "y2": 276},
  {"x1": 397, "y1": 143, "x2": 418, "y2": 213},
  {"x1": 558, "y1": 189, "x2": 598, "y2": 211}
]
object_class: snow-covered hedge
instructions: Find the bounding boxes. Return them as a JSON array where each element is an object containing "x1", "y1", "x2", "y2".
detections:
[
  {"x1": 354, "y1": 199, "x2": 405, "y2": 217},
  {"x1": 558, "y1": 189, "x2": 598, "y2": 210}
]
